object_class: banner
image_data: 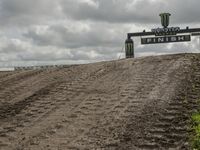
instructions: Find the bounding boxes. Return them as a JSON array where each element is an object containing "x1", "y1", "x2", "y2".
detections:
[{"x1": 141, "y1": 35, "x2": 191, "y2": 44}]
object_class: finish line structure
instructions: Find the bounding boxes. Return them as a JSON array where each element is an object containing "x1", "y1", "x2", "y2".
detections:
[{"x1": 125, "y1": 13, "x2": 200, "y2": 58}]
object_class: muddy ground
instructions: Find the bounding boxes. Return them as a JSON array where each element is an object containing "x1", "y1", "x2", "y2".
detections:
[{"x1": 0, "y1": 53, "x2": 200, "y2": 150}]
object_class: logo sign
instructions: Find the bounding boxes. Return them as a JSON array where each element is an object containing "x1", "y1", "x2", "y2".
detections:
[
  {"x1": 160, "y1": 13, "x2": 171, "y2": 28},
  {"x1": 141, "y1": 35, "x2": 191, "y2": 45},
  {"x1": 151, "y1": 27, "x2": 180, "y2": 36},
  {"x1": 151, "y1": 13, "x2": 180, "y2": 36}
]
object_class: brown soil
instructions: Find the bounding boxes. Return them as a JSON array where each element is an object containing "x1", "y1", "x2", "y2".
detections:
[{"x1": 0, "y1": 53, "x2": 200, "y2": 150}]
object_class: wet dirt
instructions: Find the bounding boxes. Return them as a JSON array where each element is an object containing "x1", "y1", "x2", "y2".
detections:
[{"x1": 0, "y1": 53, "x2": 200, "y2": 150}]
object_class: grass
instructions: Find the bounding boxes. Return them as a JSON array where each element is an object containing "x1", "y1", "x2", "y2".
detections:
[{"x1": 191, "y1": 113, "x2": 200, "y2": 149}]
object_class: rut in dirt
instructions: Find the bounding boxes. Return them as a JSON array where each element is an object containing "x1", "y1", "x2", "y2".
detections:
[{"x1": 0, "y1": 53, "x2": 200, "y2": 150}]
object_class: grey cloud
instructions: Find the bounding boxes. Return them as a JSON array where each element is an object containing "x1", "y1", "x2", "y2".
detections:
[
  {"x1": 0, "y1": 38, "x2": 71, "y2": 62},
  {"x1": 23, "y1": 23, "x2": 125, "y2": 49},
  {"x1": 61, "y1": 0, "x2": 200, "y2": 24},
  {"x1": 0, "y1": 0, "x2": 200, "y2": 67},
  {"x1": 0, "y1": 0, "x2": 61, "y2": 26},
  {"x1": 0, "y1": 0, "x2": 200, "y2": 26},
  {"x1": 61, "y1": 0, "x2": 158, "y2": 23},
  {"x1": 0, "y1": 41, "x2": 22, "y2": 54},
  {"x1": 0, "y1": 36, "x2": 119, "y2": 64}
]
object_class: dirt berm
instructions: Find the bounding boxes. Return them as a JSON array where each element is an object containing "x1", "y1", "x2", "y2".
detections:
[{"x1": 0, "y1": 53, "x2": 200, "y2": 150}]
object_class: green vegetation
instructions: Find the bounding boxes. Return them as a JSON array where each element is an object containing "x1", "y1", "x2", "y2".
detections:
[{"x1": 191, "y1": 113, "x2": 200, "y2": 149}]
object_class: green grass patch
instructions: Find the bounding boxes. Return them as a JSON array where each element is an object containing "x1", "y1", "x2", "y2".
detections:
[{"x1": 191, "y1": 113, "x2": 200, "y2": 149}]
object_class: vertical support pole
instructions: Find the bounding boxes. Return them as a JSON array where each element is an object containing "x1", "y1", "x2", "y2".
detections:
[{"x1": 125, "y1": 38, "x2": 134, "y2": 58}]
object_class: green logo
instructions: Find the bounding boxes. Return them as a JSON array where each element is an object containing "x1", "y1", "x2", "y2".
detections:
[{"x1": 159, "y1": 13, "x2": 171, "y2": 28}]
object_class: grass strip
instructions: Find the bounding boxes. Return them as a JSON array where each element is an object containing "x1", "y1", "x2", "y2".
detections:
[{"x1": 191, "y1": 113, "x2": 200, "y2": 149}]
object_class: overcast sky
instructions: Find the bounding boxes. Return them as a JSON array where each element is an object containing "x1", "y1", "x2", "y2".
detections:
[{"x1": 0, "y1": 0, "x2": 200, "y2": 67}]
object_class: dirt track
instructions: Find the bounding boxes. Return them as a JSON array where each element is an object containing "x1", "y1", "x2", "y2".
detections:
[{"x1": 0, "y1": 53, "x2": 200, "y2": 150}]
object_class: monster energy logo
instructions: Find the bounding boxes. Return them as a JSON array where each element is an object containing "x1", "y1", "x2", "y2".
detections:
[
  {"x1": 125, "y1": 39, "x2": 134, "y2": 57},
  {"x1": 160, "y1": 13, "x2": 171, "y2": 28},
  {"x1": 125, "y1": 43, "x2": 134, "y2": 56},
  {"x1": 151, "y1": 13, "x2": 180, "y2": 36}
]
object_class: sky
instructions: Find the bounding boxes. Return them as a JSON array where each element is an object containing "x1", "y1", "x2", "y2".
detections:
[{"x1": 0, "y1": 0, "x2": 200, "y2": 67}]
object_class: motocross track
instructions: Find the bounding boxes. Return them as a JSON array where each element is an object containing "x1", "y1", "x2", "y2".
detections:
[{"x1": 0, "y1": 53, "x2": 200, "y2": 150}]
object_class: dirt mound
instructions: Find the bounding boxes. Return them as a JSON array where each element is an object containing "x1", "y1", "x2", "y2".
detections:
[{"x1": 0, "y1": 53, "x2": 200, "y2": 150}]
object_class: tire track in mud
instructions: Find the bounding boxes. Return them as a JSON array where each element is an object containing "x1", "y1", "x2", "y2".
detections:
[
  {"x1": 0, "y1": 66, "x2": 80, "y2": 149},
  {"x1": 86, "y1": 57, "x2": 187, "y2": 150},
  {"x1": 0, "y1": 81, "x2": 62, "y2": 149},
  {"x1": 118, "y1": 56, "x2": 200, "y2": 150},
  {"x1": 0, "y1": 72, "x2": 15, "y2": 81},
  {"x1": 135, "y1": 57, "x2": 200, "y2": 150},
  {"x1": 0, "y1": 70, "x2": 42, "y2": 89},
  {"x1": 0, "y1": 70, "x2": 45, "y2": 106},
  {"x1": 0, "y1": 54, "x2": 200, "y2": 150},
  {"x1": 0, "y1": 82, "x2": 59, "y2": 120},
  {"x1": 15, "y1": 64, "x2": 120, "y2": 150},
  {"x1": 0, "y1": 64, "x2": 112, "y2": 149},
  {"x1": 22, "y1": 56, "x2": 185, "y2": 150},
  {"x1": 0, "y1": 66, "x2": 77, "y2": 108}
]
